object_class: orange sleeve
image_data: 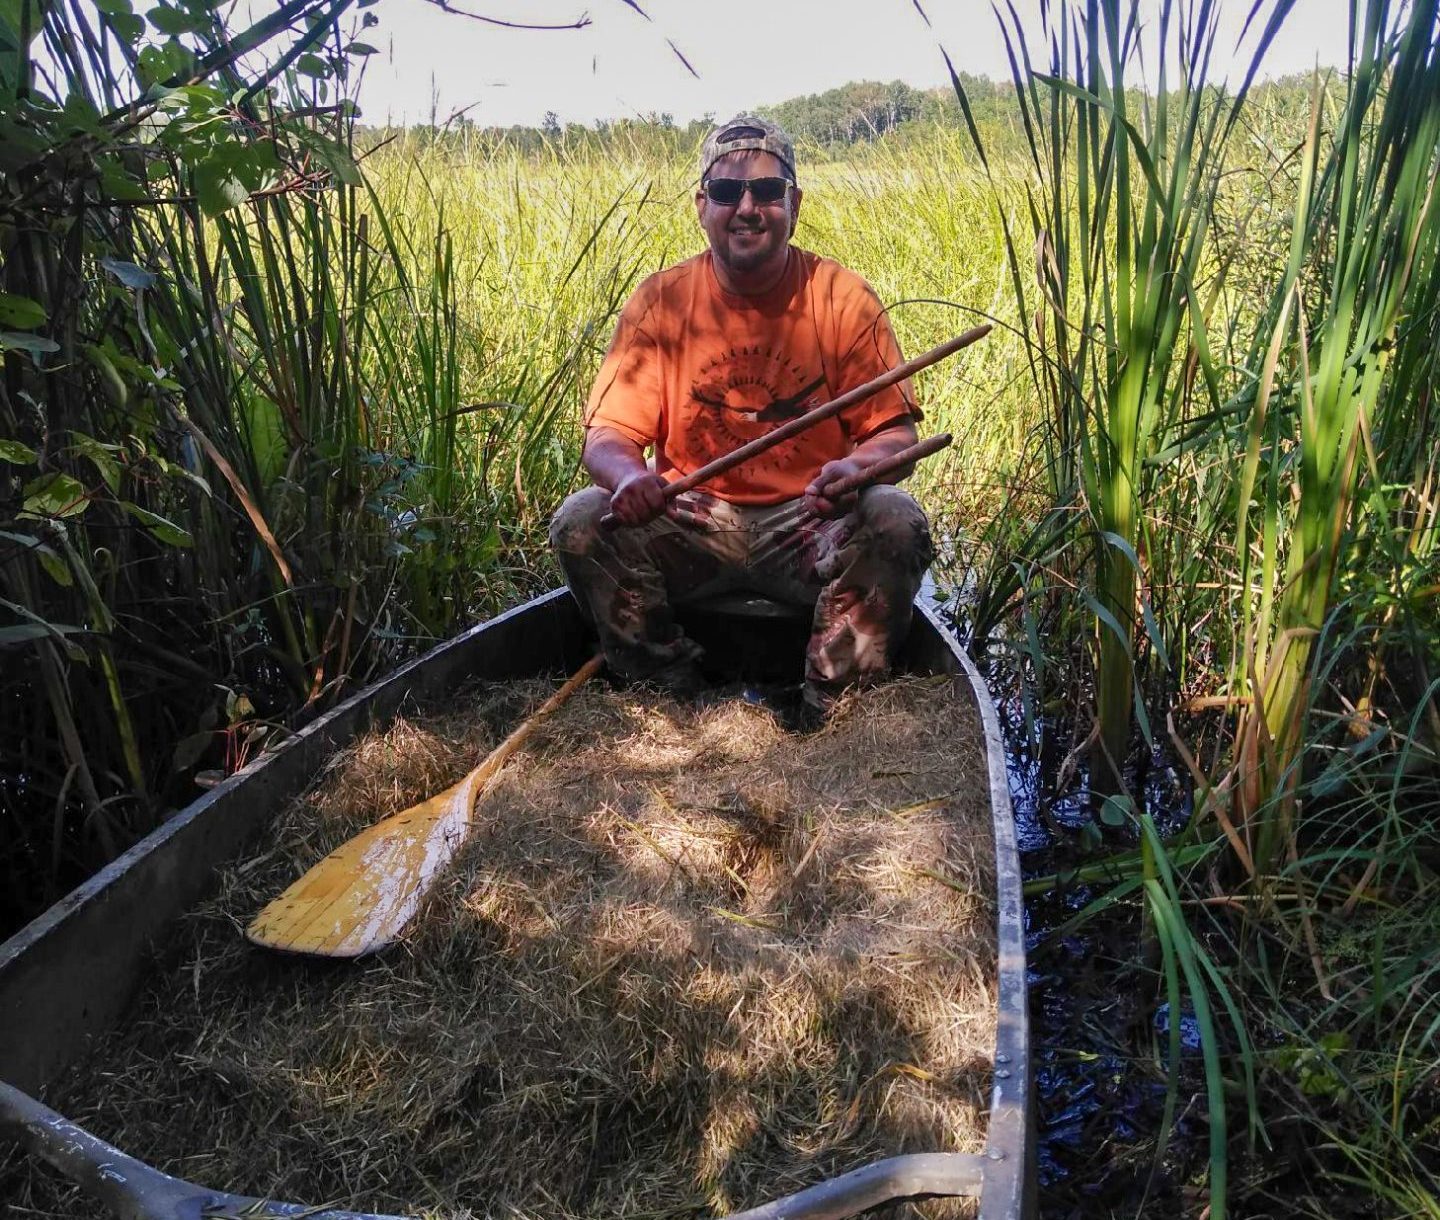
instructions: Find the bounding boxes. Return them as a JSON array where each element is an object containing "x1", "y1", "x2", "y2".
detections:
[
  {"x1": 584, "y1": 287, "x2": 663, "y2": 448},
  {"x1": 831, "y1": 274, "x2": 921, "y2": 442}
]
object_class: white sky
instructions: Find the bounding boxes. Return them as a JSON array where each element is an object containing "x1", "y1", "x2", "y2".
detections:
[{"x1": 352, "y1": 0, "x2": 1356, "y2": 129}]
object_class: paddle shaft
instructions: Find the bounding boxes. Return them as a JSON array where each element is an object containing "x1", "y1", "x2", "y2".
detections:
[
  {"x1": 600, "y1": 324, "x2": 990, "y2": 528},
  {"x1": 468, "y1": 653, "x2": 603, "y2": 788}
]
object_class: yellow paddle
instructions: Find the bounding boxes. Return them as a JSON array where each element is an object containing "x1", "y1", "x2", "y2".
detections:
[{"x1": 247, "y1": 654, "x2": 602, "y2": 957}]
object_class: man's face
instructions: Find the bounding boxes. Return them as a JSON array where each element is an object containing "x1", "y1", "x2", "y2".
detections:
[{"x1": 695, "y1": 149, "x2": 803, "y2": 285}]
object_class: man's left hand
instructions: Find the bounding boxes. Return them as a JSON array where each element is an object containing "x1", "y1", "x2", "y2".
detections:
[{"x1": 804, "y1": 457, "x2": 866, "y2": 519}]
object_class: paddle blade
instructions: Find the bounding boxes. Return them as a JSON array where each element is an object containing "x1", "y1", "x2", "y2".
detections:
[
  {"x1": 247, "y1": 655, "x2": 602, "y2": 958},
  {"x1": 246, "y1": 773, "x2": 478, "y2": 957}
]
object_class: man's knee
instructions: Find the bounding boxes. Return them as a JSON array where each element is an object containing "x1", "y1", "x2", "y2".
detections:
[
  {"x1": 855, "y1": 485, "x2": 934, "y2": 565},
  {"x1": 549, "y1": 486, "x2": 612, "y2": 555}
]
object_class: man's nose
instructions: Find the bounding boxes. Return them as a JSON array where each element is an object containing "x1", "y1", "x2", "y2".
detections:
[{"x1": 735, "y1": 187, "x2": 761, "y2": 216}]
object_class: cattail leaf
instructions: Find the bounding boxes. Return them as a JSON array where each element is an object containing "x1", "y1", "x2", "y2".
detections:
[
  {"x1": 0, "y1": 623, "x2": 84, "y2": 647},
  {"x1": 1132, "y1": 680, "x2": 1154, "y2": 748},
  {"x1": 1139, "y1": 595, "x2": 1170, "y2": 673},
  {"x1": 1081, "y1": 589, "x2": 1132, "y2": 653},
  {"x1": 1311, "y1": 725, "x2": 1389, "y2": 797}
]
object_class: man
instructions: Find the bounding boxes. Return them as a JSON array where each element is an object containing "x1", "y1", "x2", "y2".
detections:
[{"x1": 549, "y1": 114, "x2": 934, "y2": 711}]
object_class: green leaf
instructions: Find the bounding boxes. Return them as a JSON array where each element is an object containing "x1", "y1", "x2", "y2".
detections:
[
  {"x1": 0, "y1": 623, "x2": 85, "y2": 646},
  {"x1": 0, "y1": 439, "x2": 37, "y2": 464},
  {"x1": 104, "y1": 9, "x2": 146, "y2": 42},
  {"x1": 60, "y1": 90, "x2": 104, "y2": 136},
  {"x1": 0, "y1": 293, "x2": 46, "y2": 329},
  {"x1": 293, "y1": 126, "x2": 361, "y2": 186},
  {"x1": 22, "y1": 473, "x2": 89, "y2": 519},
  {"x1": 0, "y1": 330, "x2": 60, "y2": 358},
  {"x1": 123, "y1": 502, "x2": 194, "y2": 547},
  {"x1": 146, "y1": 4, "x2": 207, "y2": 36},
  {"x1": 0, "y1": 596, "x2": 87, "y2": 659},
  {"x1": 194, "y1": 149, "x2": 252, "y2": 215},
  {"x1": 295, "y1": 52, "x2": 330, "y2": 79},
  {"x1": 36, "y1": 546, "x2": 73, "y2": 587},
  {"x1": 345, "y1": 41, "x2": 378, "y2": 55},
  {"x1": 72, "y1": 434, "x2": 123, "y2": 495},
  {"x1": 0, "y1": 528, "x2": 71, "y2": 585},
  {"x1": 137, "y1": 40, "x2": 194, "y2": 90},
  {"x1": 101, "y1": 260, "x2": 158, "y2": 294},
  {"x1": 172, "y1": 729, "x2": 214, "y2": 772},
  {"x1": 98, "y1": 158, "x2": 149, "y2": 202},
  {"x1": 1099, "y1": 794, "x2": 1135, "y2": 828}
]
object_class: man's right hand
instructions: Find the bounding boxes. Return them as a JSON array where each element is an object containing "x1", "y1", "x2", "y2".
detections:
[{"x1": 609, "y1": 469, "x2": 669, "y2": 526}]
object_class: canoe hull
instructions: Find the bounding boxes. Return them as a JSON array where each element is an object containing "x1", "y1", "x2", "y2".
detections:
[{"x1": 0, "y1": 588, "x2": 1031, "y2": 1219}]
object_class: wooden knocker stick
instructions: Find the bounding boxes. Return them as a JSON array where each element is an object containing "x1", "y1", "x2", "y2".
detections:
[
  {"x1": 599, "y1": 324, "x2": 990, "y2": 529},
  {"x1": 811, "y1": 432, "x2": 952, "y2": 504}
]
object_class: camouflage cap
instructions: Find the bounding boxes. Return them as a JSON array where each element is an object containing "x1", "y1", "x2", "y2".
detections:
[{"x1": 699, "y1": 113, "x2": 797, "y2": 184}]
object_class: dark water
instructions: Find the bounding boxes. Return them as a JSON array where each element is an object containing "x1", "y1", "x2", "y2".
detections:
[
  {"x1": 935, "y1": 596, "x2": 1207, "y2": 1217},
  {"x1": 1002, "y1": 700, "x2": 1205, "y2": 1217}
]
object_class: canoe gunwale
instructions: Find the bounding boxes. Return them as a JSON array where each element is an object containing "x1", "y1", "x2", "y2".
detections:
[
  {"x1": 0, "y1": 587, "x2": 1032, "y2": 1220},
  {"x1": 914, "y1": 599, "x2": 1034, "y2": 1220}
]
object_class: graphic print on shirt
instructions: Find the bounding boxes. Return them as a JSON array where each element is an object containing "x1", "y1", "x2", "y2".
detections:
[{"x1": 688, "y1": 345, "x2": 827, "y2": 475}]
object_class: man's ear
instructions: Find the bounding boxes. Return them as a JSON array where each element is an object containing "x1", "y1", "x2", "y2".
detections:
[
  {"x1": 789, "y1": 186, "x2": 804, "y2": 238},
  {"x1": 695, "y1": 188, "x2": 708, "y2": 226}
]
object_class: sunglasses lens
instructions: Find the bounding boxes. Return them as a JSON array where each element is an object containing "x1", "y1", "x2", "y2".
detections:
[
  {"x1": 705, "y1": 178, "x2": 745, "y2": 205},
  {"x1": 749, "y1": 177, "x2": 789, "y2": 204}
]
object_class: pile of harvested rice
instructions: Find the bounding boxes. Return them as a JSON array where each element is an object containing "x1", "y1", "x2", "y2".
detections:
[{"x1": 3, "y1": 675, "x2": 996, "y2": 1219}]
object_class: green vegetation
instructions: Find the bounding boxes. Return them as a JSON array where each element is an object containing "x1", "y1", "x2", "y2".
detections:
[{"x1": 2, "y1": 0, "x2": 1438, "y2": 1216}]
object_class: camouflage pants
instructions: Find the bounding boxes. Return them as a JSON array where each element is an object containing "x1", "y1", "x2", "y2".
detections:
[{"x1": 549, "y1": 485, "x2": 934, "y2": 697}]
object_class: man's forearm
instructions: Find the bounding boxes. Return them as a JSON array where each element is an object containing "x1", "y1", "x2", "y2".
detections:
[
  {"x1": 850, "y1": 421, "x2": 920, "y2": 483},
  {"x1": 583, "y1": 427, "x2": 650, "y2": 492}
]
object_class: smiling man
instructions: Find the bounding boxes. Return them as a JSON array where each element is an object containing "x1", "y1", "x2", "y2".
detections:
[{"x1": 549, "y1": 114, "x2": 933, "y2": 713}]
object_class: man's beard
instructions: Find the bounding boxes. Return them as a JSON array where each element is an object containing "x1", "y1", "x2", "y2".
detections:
[{"x1": 725, "y1": 226, "x2": 776, "y2": 271}]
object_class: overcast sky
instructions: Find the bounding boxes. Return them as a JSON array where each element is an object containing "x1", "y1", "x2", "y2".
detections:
[{"x1": 350, "y1": 0, "x2": 1355, "y2": 129}]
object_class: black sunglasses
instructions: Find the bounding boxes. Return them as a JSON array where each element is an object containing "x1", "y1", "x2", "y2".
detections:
[{"x1": 703, "y1": 176, "x2": 792, "y2": 206}]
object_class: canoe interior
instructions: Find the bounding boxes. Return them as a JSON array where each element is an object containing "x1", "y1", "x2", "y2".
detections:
[
  {"x1": 0, "y1": 590, "x2": 591, "y2": 1095},
  {"x1": 0, "y1": 587, "x2": 1031, "y2": 1219}
]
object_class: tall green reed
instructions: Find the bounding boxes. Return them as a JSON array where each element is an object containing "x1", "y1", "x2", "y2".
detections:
[
  {"x1": 1231, "y1": 0, "x2": 1440, "y2": 876},
  {"x1": 962, "y1": 0, "x2": 1288, "y2": 789}
]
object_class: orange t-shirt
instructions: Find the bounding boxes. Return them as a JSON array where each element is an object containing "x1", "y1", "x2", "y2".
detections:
[{"x1": 584, "y1": 247, "x2": 918, "y2": 505}]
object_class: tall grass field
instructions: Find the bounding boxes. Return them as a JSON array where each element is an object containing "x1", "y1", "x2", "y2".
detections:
[{"x1": 1, "y1": 0, "x2": 1437, "y2": 1216}]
